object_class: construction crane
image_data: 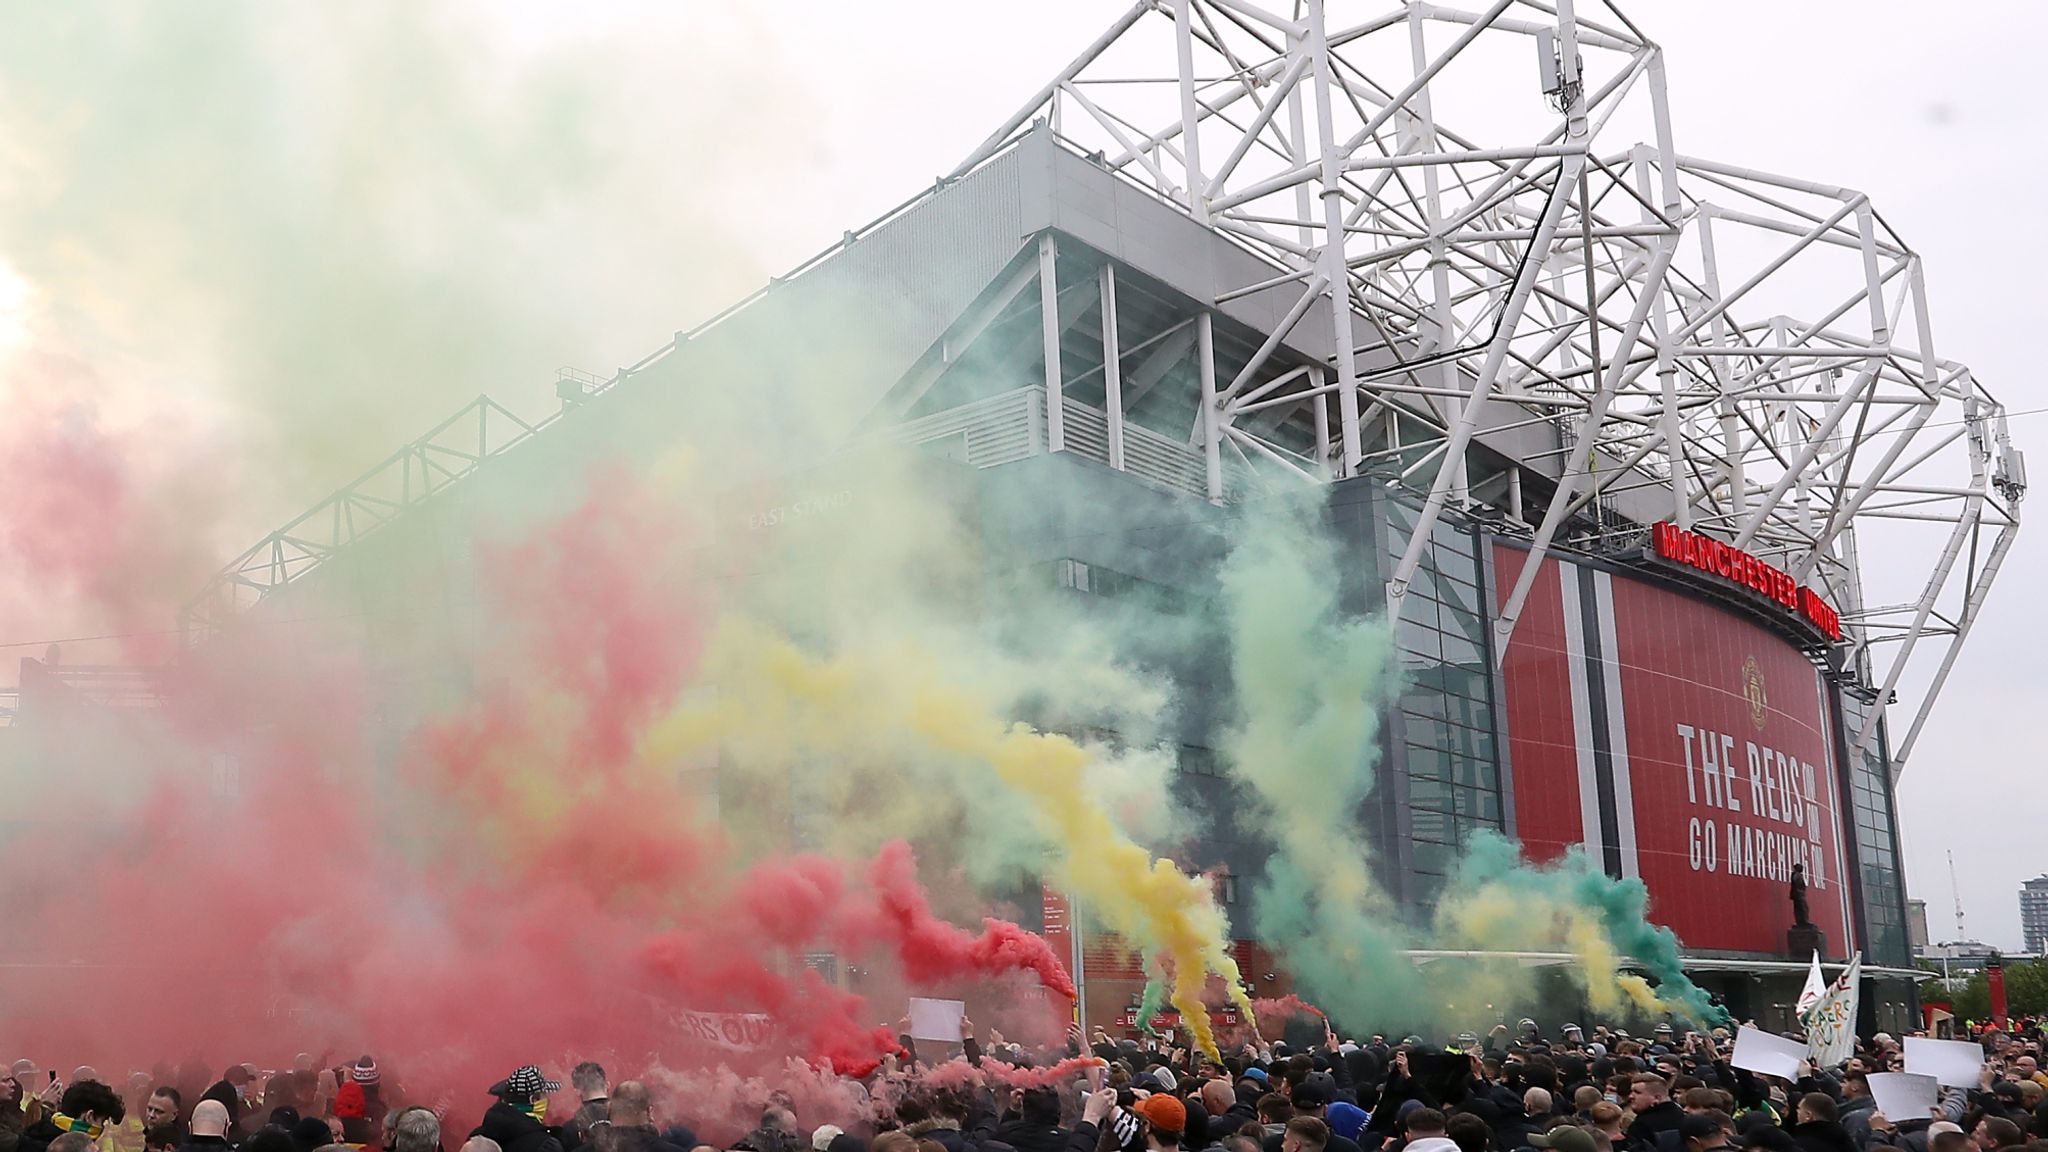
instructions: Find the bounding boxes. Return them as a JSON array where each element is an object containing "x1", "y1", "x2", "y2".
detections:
[{"x1": 1949, "y1": 850, "x2": 1969, "y2": 941}]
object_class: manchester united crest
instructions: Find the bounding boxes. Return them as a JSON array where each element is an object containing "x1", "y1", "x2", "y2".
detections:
[{"x1": 1741, "y1": 654, "x2": 1768, "y2": 730}]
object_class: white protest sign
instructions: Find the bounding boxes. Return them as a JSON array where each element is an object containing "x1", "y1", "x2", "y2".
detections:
[
  {"x1": 1729, "y1": 1025, "x2": 1807, "y2": 1080},
  {"x1": 908, "y1": 997, "x2": 966, "y2": 1043},
  {"x1": 1904, "y1": 1036, "x2": 1986, "y2": 1088},
  {"x1": 1867, "y1": 1072, "x2": 1940, "y2": 1121}
]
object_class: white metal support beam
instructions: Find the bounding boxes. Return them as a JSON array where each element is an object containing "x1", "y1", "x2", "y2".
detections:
[
  {"x1": 1198, "y1": 311, "x2": 1223, "y2": 502},
  {"x1": 1101, "y1": 263, "x2": 1127, "y2": 471},
  {"x1": 1039, "y1": 232, "x2": 1066, "y2": 452}
]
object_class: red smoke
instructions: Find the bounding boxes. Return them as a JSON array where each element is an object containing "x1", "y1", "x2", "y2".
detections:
[
  {"x1": 0, "y1": 457, "x2": 1070, "y2": 1111},
  {"x1": 864, "y1": 841, "x2": 1077, "y2": 999},
  {"x1": 1253, "y1": 994, "x2": 1328, "y2": 1021}
]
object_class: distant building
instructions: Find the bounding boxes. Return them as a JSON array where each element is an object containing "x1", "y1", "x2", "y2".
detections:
[
  {"x1": 1908, "y1": 899, "x2": 1931, "y2": 952},
  {"x1": 1921, "y1": 940, "x2": 2003, "y2": 972},
  {"x1": 2022, "y1": 876, "x2": 2048, "y2": 955}
]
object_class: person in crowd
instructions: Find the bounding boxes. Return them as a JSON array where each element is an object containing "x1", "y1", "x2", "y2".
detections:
[
  {"x1": 1282, "y1": 1120, "x2": 1330, "y2": 1152},
  {"x1": 1137, "y1": 1093, "x2": 1187, "y2": 1152},
  {"x1": 1628, "y1": 1077, "x2": 1684, "y2": 1152},
  {"x1": 288, "y1": 1118, "x2": 333, "y2": 1152},
  {"x1": 1836, "y1": 1076, "x2": 1875, "y2": 1151},
  {"x1": 393, "y1": 1108, "x2": 440, "y2": 1152},
  {"x1": 588, "y1": 1081, "x2": 682, "y2": 1152},
  {"x1": 1268, "y1": 1076, "x2": 1359, "y2": 1152},
  {"x1": 1441, "y1": 1113, "x2": 1489, "y2": 1152},
  {"x1": 1588, "y1": 1105, "x2": 1625, "y2": 1149},
  {"x1": 1679, "y1": 1114, "x2": 1734, "y2": 1152},
  {"x1": 564, "y1": 1066, "x2": 609, "y2": 1152},
  {"x1": 176, "y1": 1102, "x2": 233, "y2": 1152},
  {"x1": 19, "y1": 1080, "x2": 126, "y2": 1152},
  {"x1": 1787, "y1": 1095, "x2": 1852, "y2": 1152},
  {"x1": 993, "y1": 1087, "x2": 1064, "y2": 1152},
  {"x1": 1967, "y1": 1118, "x2": 2021, "y2": 1152},
  {"x1": 1534, "y1": 1127, "x2": 1599, "y2": 1152},
  {"x1": 197, "y1": 1070, "x2": 250, "y2": 1138},
  {"x1": 741, "y1": 1108, "x2": 801, "y2": 1152},
  {"x1": 471, "y1": 1068, "x2": 564, "y2": 1152},
  {"x1": 140, "y1": 1087, "x2": 184, "y2": 1152}
]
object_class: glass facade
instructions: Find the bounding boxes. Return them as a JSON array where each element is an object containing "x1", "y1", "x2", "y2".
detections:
[
  {"x1": 1838, "y1": 693, "x2": 1910, "y2": 969},
  {"x1": 1383, "y1": 495, "x2": 1507, "y2": 909}
]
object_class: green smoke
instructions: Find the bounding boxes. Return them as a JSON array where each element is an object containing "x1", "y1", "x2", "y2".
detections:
[
  {"x1": 1216, "y1": 500, "x2": 1726, "y2": 1032},
  {"x1": 1218, "y1": 501, "x2": 1423, "y2": 1026}
]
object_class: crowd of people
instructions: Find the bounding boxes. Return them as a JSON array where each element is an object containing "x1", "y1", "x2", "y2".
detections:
[{"x1": 5, "y1": 1017, "x2": 2047, "y2": 1152}]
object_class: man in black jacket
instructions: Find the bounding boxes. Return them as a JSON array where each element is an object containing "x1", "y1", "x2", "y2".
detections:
[
  {"x1": 472, "y1": 1067, "x2": 564, "y2": 1152},
  {"x1": 1627, "y1": 1076, "x2": 1684, "y2": 1152},
  {"x1": 174, "y1": 1101, "x2": 233, "y2": 1152}
]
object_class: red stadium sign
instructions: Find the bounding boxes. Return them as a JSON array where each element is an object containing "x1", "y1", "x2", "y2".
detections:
[
  {"x1": 1493, "y1": 543, "x2": 1854, "y2": 957},
  {"x1": 1647, "y1": 522, "x2": 1841, "y2": 641}
]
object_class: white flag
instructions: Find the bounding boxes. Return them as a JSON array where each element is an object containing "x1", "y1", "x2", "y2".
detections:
[
  {"x1": 1796, "y1": 951, "x2": 1828, "y2": 1016},
  {"x1": 1803, "y1": 952, "x2": 1861, "y2": 1068}
]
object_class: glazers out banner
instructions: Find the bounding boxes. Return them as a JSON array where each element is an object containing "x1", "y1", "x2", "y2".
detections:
[{"x1": 1492, "y1": 544, "x2": 1853, "y2": 956}]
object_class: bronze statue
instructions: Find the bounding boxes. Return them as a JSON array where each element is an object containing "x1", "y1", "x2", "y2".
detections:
[{"x1": 1790, "y1": 862, "x2": 1812, "y2": 927}]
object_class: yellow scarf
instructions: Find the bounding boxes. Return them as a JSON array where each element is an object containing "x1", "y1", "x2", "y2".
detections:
[{"x1": 53, "y1": 1113, "x2": 108, "y2": 1140}]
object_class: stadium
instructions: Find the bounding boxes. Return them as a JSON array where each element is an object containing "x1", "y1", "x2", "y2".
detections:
[{"x1": 10, "y1": 1, "x2": 2024, "y2": 1039}]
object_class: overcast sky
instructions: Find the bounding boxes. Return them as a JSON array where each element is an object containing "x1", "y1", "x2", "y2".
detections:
[{"x1": 2, "y1": 1, "x2": 2040, "y2": 949}]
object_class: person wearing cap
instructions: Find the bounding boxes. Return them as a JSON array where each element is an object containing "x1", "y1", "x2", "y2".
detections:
[
  {"x1": 1260, "y1": 1075, "x2": 1357, "y2": 1152},
  {"x1": 1533, "y1": 1126, "x2": 1600, "y2": 1152},
  {"x1": 471, "y1": 1067, "x2": 563, "y2": 1152},
  {"x1": 1135, "y1": 1094, "x2": 1187, "y2": 1152}
]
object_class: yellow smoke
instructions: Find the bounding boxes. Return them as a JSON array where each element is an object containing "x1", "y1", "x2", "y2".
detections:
[
  {"x1": 642, "y1": 618, "x2": 1253, "y2": 1060},
  {"x1": 1433, "y1": 880, "x2": 1683, "y2": 1023}
]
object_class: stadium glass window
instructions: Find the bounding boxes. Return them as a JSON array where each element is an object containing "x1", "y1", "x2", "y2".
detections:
[
  {"x1": 1440, "y1": 631, "x2": 1483, "y2": 669},
  {"x1": 1397, "y1": 619, "x2": 1443, "y2": 659},
  {"x1": 1412, "y1": 809, "x2": 1452, "y2": 842},
  {"x1": 1409, "y1": 777, "x2": 1450, "y2": 812},
  {"x1": 1403, "y1": 689, "x2": 1448, "y2": 718},
  {"x1": 1449, "y1": 755, "x2": 1497, "y2": 791},
  {"x1": 1406, "y1": 716, "x2": 1450, "y2": 750},
  {"x1": 1440, "y1": 604, "x2": 1484, "y2": 643},
  {"x1": 1412, "y1": 840, "x2": 1452, "y2": 874},
  {"x1": 1405, "y1": 743, "x2": 1449, "y2": 781},
  {"x1": 1178, "y1": 744, "x2": 1224, "y2": 778},
  {"x1": 1439, "y1": 664, "x2": 1489, "y2": 701}
]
